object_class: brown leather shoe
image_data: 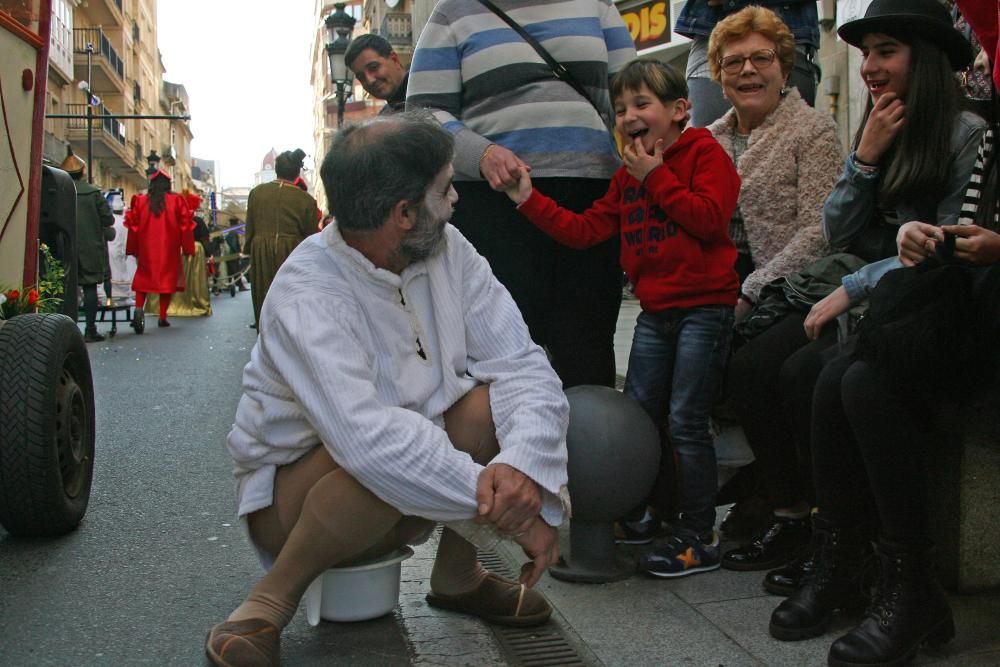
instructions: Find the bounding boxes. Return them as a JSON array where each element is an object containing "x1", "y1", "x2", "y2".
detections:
[
  {"x1": 425, "y1": 573, "x2": 552, "y2": 627},
  {"x1": 205, "y1": 618, "x2": 280, "y2": 667}
]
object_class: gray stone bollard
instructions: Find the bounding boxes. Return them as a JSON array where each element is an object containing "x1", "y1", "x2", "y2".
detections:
[{"x1": 549, "y1": 385, "x2": 661, "y2": 583}]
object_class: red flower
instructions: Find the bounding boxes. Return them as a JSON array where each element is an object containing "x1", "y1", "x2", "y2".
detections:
[
  {"x1": 27, "y1": 289, "x2": 39, "y2": 306},
  {"x1": 6, "y1": 289, "x2": 19, "y2": 301}
]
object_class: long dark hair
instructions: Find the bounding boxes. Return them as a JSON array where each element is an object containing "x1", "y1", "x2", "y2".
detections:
[
  {"x1": 852, "y1": 36, "x2": 962, "y2": 206},
  {"x1": 148, "y1": 176, "x2": 169, "y2": 215}
]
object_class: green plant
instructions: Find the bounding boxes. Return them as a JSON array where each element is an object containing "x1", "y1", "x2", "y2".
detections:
[
  {"x1": 0, "y1": 244, "x2": 65, "y2": 319},
  {"x1": 36, "y1": 243, "x2": 65, "y2": 314}
]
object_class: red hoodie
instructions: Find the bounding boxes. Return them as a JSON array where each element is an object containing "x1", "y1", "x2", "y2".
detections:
[{"x1": 518, "y1": 127, "x2": 740, "y2": 312}]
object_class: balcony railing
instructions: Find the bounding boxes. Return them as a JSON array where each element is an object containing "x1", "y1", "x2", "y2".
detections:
[
  {"x1": 379, "y1": 13, "x2": 412, "y2": 47},
  {"x1": 73, "y1": 28, "x2": 124, "y2": 81},
  {"x1": 66, "y1": 103, "x2": 126, "y2": 147}
]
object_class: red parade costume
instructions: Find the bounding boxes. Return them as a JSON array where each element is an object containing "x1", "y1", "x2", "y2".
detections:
[{"x1": 125, "y1": 186, "x2": 195, "y2": 295}]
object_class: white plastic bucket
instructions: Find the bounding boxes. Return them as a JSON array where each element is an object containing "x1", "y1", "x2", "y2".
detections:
[{"x1": 304, "y1": 546, "x2": 414, "y2": 624}]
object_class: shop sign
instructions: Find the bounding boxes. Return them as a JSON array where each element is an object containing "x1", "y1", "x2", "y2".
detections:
[{"x1": 620, "y1": 0, "x2": 671, "y2": 51}]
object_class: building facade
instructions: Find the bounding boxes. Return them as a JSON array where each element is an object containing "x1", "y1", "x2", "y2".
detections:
[
  {"x1": 255, "y1": 148, "x2": 278, "y2": 186},
  {"x1": 43, "y1": 0, "x2": 194, "y2": 201}
]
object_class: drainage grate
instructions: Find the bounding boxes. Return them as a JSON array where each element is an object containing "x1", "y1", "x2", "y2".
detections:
[
  {"x1": 478, "y1": 550, "x2": 516, "y2": 577},
  {"x1": 477, "y1": 549, "x2": 591, "y2": 667},
  {"x1": 494, "y1": 626, "x2": 587, "y2": 666}
]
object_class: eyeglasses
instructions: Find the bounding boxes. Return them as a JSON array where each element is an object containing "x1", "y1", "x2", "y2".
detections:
[{"x1": 719, "y1": 49, "x2": 777, "y2": 75}]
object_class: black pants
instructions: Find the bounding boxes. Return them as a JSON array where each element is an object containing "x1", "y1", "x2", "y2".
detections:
[
  {"x1": 82, "y1": 283, "x2": 99, "y2": 329},
  {"x1": 452, "y1": 179, "x2": 622, "y2": 388},
  {"x1": 727, "y1": 312, "x2": 837, "y2": 508},
  {"x1": 812, "y1": 351, "x2": 937, "y2": 546}
]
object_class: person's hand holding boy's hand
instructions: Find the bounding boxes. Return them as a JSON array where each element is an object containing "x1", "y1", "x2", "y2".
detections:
[
  {"x1": 481, "y1": 144, "x2": 531, "y2": 191},
  {"x1": 503, "y1": 167, "x2": 534, "y2": 206},
  {"x1": 623, "y1": 136, "x2": 664, "y2": 182}
]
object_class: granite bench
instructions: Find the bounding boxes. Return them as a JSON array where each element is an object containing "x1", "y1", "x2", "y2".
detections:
[{"x1": 929, "y1": 385, "x2": 1000, "y2": 593}]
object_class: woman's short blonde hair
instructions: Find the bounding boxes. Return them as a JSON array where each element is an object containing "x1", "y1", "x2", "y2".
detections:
[{"x1": 707, "y1": 6, "x2": 796, "y2": 82}]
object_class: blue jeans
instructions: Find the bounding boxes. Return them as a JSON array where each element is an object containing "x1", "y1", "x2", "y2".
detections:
[{"x1": 624, "y1": 305, "x2": 734, "y2": 535}]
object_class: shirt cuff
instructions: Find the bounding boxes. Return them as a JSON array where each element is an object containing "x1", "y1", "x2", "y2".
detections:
[
  {"x1": 847, "y1": 152, "x2": 880, "y2": 180},
  {"x1": 842, "y1": 271, "x2": 867, "y2": 303}
]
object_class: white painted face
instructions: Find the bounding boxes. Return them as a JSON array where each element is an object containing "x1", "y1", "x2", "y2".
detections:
[{"x1": 401, "y1": 164, "x2": 457, "y2": 262}]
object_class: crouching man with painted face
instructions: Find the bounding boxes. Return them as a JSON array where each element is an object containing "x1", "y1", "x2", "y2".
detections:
[{"x1": 205, "y1": 112, "x2": 568, "y2": 667}]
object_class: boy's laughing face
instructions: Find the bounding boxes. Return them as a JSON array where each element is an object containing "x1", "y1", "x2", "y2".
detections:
[{"x1": 614, "y1": 82, "x2": 687, "y2": 154}]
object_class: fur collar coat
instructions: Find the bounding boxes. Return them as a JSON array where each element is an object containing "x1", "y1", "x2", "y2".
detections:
[{"x1": 709, "y1": 88, "x2": 844, "y2": 302}]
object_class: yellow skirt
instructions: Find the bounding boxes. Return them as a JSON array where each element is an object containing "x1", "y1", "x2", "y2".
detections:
[{"x1": 145, "y1": 242, "x2": 213, "y2": 317}]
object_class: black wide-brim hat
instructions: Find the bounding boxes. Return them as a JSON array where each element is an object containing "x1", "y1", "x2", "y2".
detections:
[{"x1": 838, "y1": 0, "x2": 972, "y2": 71}]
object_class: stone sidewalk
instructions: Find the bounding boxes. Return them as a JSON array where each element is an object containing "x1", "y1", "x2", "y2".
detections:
[
  {"x1": 384, "y1": 522, "x2": 1000, "y2": 666},
  {"x1": 291, "y1": 297, "x2": 999, "y2": 666},
  {"x1": 393, "y1": 297, "x2": 1000, "y2": 666}
]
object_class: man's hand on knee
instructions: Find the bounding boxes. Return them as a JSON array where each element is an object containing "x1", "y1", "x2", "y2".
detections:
[
  {"x1": 514, "y1": 518, "x2": 559, "y2": 587},
  {"x1": 475, "y1": 463, "x2": 542, "y2": 535}
]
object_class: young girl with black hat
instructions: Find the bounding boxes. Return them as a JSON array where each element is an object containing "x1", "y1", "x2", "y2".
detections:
[
  {"x1": 821, "y1": 0, "x2": 985, "y2": 263},
  {"x1": 767, "y1": 2, "x2": 995, "y2": 664}
]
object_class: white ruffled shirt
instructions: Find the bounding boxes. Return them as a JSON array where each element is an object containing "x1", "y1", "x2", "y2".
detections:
[{"x1": 227, "y1": 223, "x2": 570, "y2": 533}]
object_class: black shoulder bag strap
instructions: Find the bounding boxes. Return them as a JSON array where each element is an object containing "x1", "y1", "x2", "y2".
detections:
[{"x1": 476, "y1": 0, "x2": 611, "y2": 127}]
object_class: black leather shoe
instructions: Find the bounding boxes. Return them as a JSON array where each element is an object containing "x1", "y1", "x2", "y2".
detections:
[
  {"x1": 722, "y1": 516, "x2": 810, "y2": 571},
  {"x1": 828, "y1": 541, "x2": 953, "y2": 666},
  {"x1": 158, "y1": 318, "x2": 170, "y2": 327},
  {"x1": 84, "y1": 327, "x2": 105, "y2": 343},
  {"x1": 719, "y1": 496, "x2": 772, "y2": 542},
  {"x1": 764, "y1": 551, "x2": 814, "y2": 596},
  {"x1": 769, "y1": 516, "x2": 870, "y2": 642}
]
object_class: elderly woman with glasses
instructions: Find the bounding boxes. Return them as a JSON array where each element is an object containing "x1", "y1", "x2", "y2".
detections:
[{"x1": 702, "y1": 6, "x2": 844, "y2": 580}]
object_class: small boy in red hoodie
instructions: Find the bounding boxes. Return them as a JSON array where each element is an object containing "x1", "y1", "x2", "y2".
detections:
[{"x1": 504, "y1": 59, "x2": 740, "y2": 578}]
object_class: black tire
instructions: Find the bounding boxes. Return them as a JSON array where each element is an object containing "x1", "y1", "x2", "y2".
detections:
[
  {"x1": 229, "y1": 283, "x2": 236, "y2": 298},
  {"x1": 131, "y1": 309, "x2": 144, "y2": 335},
  {"x1": 0, "y1": 314, "x2": 96, "y2": 536}
]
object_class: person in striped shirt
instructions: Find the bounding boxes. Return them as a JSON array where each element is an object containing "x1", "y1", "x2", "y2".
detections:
[{"x1": 407, "y1": 0, "x2": 636, "y2": 390}]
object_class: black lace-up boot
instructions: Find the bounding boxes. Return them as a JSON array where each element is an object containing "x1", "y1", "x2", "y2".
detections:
[
  {"x1": 827, "y1": 540, "x2": 953, "y2": 666},
  {"x1": 768, "y1": 515, "x2": 871, "y2": 641},
  {"x1": 763, "y1": 529, "x2": 820, "y2": 596}
]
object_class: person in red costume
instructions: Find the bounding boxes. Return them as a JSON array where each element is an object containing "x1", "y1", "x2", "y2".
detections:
[
  {"x1": 125, "y1": 169, "x2": 195, "y2": 331},
  {"x1": 956, "y1": 1, "x2": 1000, "y2": 90}
]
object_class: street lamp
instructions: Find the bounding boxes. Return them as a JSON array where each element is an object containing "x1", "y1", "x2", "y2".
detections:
[
  {"x1": 145, "y1": 149, "x2": 161, "y2": 175},
  {"x1": 80, "y1": 42, "x2": 97, "y2": 184},
  {"x1": 324, "y1": 3, "x2": 356, "y2": 128}
]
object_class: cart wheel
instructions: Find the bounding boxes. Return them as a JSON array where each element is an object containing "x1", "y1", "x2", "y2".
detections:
[
  {"x1": 0, "y1": 314, "x2": 96, "y2": 536},
  {"x1": 131, "y1": 309, "x2": 144, "y2": 335},
  {"x1": 230, "y1": 283, "x2": 236, "y2": 297}
]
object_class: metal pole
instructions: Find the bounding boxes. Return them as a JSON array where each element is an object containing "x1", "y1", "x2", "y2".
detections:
[
  {"x1": 46, "y1": 114, "x2": 192, "y2": 120},
  {"x1": 336, "y1": 82, "x2": 346, "y2": 128},
  {"x1": 86, "y1": 43, "x2": 94, "y2": 184}
]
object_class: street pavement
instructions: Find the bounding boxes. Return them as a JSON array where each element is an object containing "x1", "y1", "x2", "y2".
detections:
[{"x1": 1, "y1": 292, "x2": 997, "y2": 666}]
